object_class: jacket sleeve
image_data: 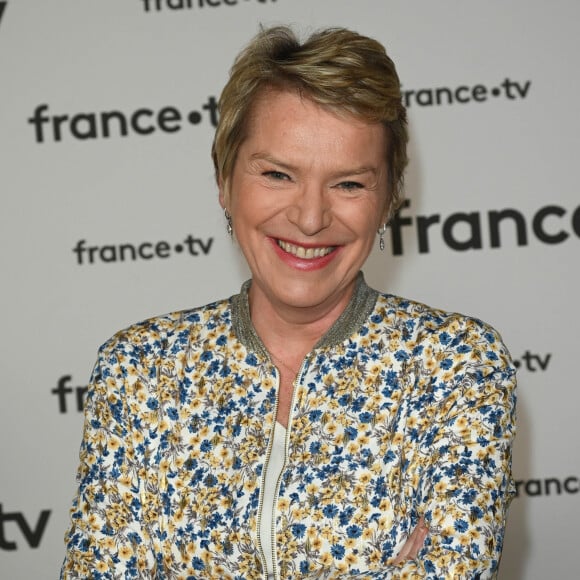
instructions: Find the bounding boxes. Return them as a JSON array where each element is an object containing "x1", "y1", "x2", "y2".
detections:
[
  {"x1": 362, "y1": 317, "x2": 517, "y2": 579},
  {"x1": 60, "y1": 341, "x2": 159, "y2": 579}
]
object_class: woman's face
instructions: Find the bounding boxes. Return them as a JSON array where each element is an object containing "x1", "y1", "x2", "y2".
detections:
[{"x1": 221, "y1": 88, "x2": 389, "y2": 319}]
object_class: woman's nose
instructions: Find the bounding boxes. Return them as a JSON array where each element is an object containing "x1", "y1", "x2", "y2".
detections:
[{"x1": 287, "y1": 184, "x2": 331, "y2": 235}]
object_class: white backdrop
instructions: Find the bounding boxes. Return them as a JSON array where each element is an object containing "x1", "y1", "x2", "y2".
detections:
[{"x1": 1, "y1": 1, "x2": 578, "y2": 578}]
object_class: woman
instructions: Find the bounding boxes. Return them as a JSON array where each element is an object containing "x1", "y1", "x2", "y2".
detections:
[{"x1": 61, "y1": 26, "x2": 516, "y2": 579}]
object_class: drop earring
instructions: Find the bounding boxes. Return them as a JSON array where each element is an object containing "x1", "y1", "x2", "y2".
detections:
[
  {"x1": 377, "y1": 224, "x2": 387, "y2": 251},
  {"x1": 225, "y1": 209, "x2": 233, "y2": 236}
]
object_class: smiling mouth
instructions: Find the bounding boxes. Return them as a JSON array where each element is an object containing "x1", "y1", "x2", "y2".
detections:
[{"x1": 277, "y1": 240, "x2": 336, "y2": 259}]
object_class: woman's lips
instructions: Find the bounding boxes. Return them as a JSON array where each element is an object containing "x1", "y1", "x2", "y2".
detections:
[{"x1": 271, "y1": 238, "x2": 340, "y2": 271}]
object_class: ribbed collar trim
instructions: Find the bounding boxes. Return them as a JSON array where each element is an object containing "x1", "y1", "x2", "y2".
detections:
[{"x1": 231, "y1": 272, "x2": 378, "y2": 359}]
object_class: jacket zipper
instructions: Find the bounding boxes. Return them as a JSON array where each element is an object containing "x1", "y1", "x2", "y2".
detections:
[
  {"x1": 269, "y1": 359, "x2": 309, "y2": 580},
  {"x1": 256, "y1": 364, "x2": 281, "y2": 579}
]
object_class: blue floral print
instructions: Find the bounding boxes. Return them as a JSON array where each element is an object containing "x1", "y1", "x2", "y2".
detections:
[{"x1": 61, "y1": 276, "x2": 516, "y2": 579}]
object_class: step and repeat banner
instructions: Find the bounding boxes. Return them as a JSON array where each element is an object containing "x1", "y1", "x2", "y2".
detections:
[{"x1": 1, "y1": 1, "x2": 578, "y2": 578}]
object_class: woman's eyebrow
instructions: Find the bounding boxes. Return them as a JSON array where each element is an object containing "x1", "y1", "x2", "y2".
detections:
[{"x1": 251, "y1": 153, "x2": 379, "y2": 178}]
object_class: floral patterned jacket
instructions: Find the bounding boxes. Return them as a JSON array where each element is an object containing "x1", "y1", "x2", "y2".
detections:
[{"x1": 61, "y1": 274, "x2": 516, "y2": 579}]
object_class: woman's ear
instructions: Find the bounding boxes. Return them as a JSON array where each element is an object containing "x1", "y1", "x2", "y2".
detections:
[
  {"x1": 380, "y1": 192, "x2": 391, "y2": 226},
  {"x1": 218, "y1": 177, "x2": 228, "y2": 209},
  {"x1": 218, "y1": 178, "x2": 229, "y2": 210}
]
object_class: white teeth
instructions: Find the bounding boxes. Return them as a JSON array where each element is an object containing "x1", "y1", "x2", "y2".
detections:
[{"x1": 277, "y1": 240, "x2": 334, "y2": 259}]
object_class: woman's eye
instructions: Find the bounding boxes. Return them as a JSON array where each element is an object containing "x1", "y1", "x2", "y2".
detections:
[
  {"x1": 263, "y1": 170, "x2": 290, "y2": 181},
  {"x1": 337, "y1": 181, "x2": 364, "y2": 191}
]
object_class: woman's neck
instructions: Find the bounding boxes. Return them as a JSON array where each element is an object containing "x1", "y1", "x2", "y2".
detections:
[{"x1": 248, "y1": 283, "x2": 354, "y2": 358}]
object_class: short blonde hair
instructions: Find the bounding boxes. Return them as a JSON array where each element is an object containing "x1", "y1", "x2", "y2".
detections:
[{"x1": 212, "y1": 26, "x2": 408, "y2": 220}]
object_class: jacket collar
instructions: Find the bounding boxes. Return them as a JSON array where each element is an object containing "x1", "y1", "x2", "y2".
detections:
[{"x1": 231, "y1": 272, "x2": 378, "y2": 358}]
